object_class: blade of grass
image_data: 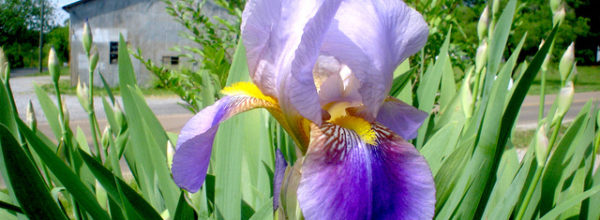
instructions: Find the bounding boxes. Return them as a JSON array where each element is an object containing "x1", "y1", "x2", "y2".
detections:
[
  {"x1": 0, "y1": 124, "x2": 67, "y2": 220},
  {"x1": 0, "y1": 79, "x2": 17, "y2": 136},
  {"x1": 78, "y1": 148, "x2": 162, "y2": 220},
  {"x1": 540, "y1": 102, "x2": 592, "y2": 214},
  {"x1": 118, "y1": 34, "x2": 179, "y2": 213},
  {"x1": 539, "y1": 184, "x2": 600, "y2": 220},
  {"x1": 212, "y1": 38, "x2": 254, "y2": 219},
  {"x1": 17, "y1": 120, "x2": 111, "y2": 220},
  {"x1": 34, "y1": 84, "x2": 61, "y2": 140},
  {"x1": 173, "y1": 191, "x2": 195, "y2": 220},
  {"x1": 473, "y1": 24, "x2": 559, "y2": 218},
  {"x1": 416, "y1": 29, "x2": 451, "y2": 148}
]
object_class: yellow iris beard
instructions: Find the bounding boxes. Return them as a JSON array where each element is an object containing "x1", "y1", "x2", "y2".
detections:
[
  {"x1": 223, "y1": 83, "x2": 375, "y2": 145},
  {"x1": 221, "y1": 82, "x2": 277, "y2": 104},
  {"x1": 327, "y1": 102, "x2": 376, "y2": 145},
  {"x1": 330, "y1": 115, "x2": 377, "y2": 145}
]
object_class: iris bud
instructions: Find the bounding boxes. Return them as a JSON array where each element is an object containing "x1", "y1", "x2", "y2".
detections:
[
  {"x1": 49, "y1": 48, "x2": 60, "y2": 84},
  {"x1": 89, "y1": 46, "x2": 99, "y2": 73},
  {"x1": 167, "y1": 141, "x2": 174, "y2": 170},
  {"x1": 553, "y1": 6, "x2": 565, "y2": 26},
  {"x1": 26, "y1": 100, "x2": 37, "y2": 129},
  {"x1": 113, "y1": 103, "x2": 127, "y2": 131},
  {"x1": 477, "y1": 6, "x2": 489, "y2": 40},
  {"x1": 492, "y1": 0, "x2": 500, "y2": 16},
  {"x1": 538, "y1": 40, "x2": 550, "y2": 73},
  {"x1": 461, "y1": 69, "x2": 474, "y2": 118},
  {"x1": 535, "y1": 125, "x2": 549, "y2": 166},
  {"x1": 82, "y1": 20, "x2": 93, "y2": 56},
  {"x1": 76, "y1": 81, "x2": 91, "y2": 112},
  {"x1": 475, "y1": 41, "x2": 488, "y2": 73},
  {"x1": 559, "y1": 43, "x2": 575, "y2": 82},
  {"x1": 0, "y1": 47, "x2": 8, "y2": 81},
  {"x1": 61, "y1": 101, "x2": 70, "y2": 124},
  {"x1": 101, "y1": 126, "x2": 111, "y2": 149},
  {"x1": 550, "y1": 0, "x2": 561, "y2": 13},
  {"x1": 553, "y1": 81, "x2": 574, "y2": 123}
]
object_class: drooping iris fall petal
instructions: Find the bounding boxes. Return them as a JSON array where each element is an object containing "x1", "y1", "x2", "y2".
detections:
[
  {"x1": 172, "y1": 83, "x2": 278, "y2": 192},
  {"x1": 297, "y1": 123, "x2": 435, "y2": 219}
]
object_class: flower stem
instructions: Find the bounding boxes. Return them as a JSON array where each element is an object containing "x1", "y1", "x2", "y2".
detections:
[{"x1": 88, "y1": 73, "x2": 103, "y2": 162}]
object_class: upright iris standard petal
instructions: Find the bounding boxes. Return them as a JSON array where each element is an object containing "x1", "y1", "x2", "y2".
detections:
[
  {"x1": 242, "y1": 0, "x2": 343, "y2": 124},
  {"x1": 319, "y1": 0, "x2": 428, "y2": 118},
  {"x1": 241, "y1": 0, "x2": 281, "y2": 96},
  {"x1": 298, "y1": 123, "x2": 435, "y2": 219},
  {"x1": 172, "y1": 83, "x2": 278, "y2": 192},
  {"x1": 376, "y1": 97, "x2": 428, "y2": 140}
]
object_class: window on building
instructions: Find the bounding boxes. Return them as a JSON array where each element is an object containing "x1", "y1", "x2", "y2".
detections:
[
  {"x1": 162, "y1": 56, "x2": 179, "y2": 66},
  {"x1": 109, "y1": 41, "x2": 118, "y2": 64}
]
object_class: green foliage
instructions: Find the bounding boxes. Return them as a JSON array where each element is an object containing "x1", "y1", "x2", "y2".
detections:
[
  {"x1": 0, "y1": 0, "x2": 56, "y2": 68},
  {"x1": 44, "y1": 26, "x2": 69, "y2": 63},
  {"x1": 510, "y1": 0, "x2": 590, "y2": 62},
  {"x1": 408, "y1": 0, "x2": 594, "y2": 72}
]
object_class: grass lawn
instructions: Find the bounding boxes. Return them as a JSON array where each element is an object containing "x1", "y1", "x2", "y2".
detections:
[
  {"x1": 528, "y1": 65, "x2": 600, "y2": 95},
  {"x1": 41, "y1": 79, "x2": 175, "y2": 97}
]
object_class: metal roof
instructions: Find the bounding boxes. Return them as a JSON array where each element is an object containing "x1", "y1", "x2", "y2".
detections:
[{"x1": 62, "y1": 0, "x2": 95, "y2": 12}]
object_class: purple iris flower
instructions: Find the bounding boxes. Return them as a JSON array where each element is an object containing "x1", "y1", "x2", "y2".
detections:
[{"x1": 172, "y1": 0, "x2": 436, "y2": 218}]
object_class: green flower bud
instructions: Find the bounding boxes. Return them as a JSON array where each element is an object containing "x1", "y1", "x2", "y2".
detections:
[
  {"x1": 492, "y1": 0, "x2": 500, "y2": 16},
  {"x1": 48, "y1": 47, "x2": 60, "y2": 84},
  {"x1": 101, "y1": 126, "x2": 111, "y2": 150},
  {"x1": 475, "y1": 41, "x2": 488, "y2": 73},
  {"x1": 167, "y1": 141, "x2": 174, "y2": 170},
  {"x1": 553, "y1": 81, "x2": 574, "y2": 123},
  {"x1": 461, "y1": 69, "x2": 474, "y2": 118},
  {"x1": 82, "y1": 21, "x2": 93, "y2": 56},
  {"x1": 550, "y1": 0, "x2": 561, "y2": 13},
  {"x1": 61, "y1": 101, "x2": 70, "y2": 125},
  {"x1": 538, "y1": 40, "x2": 551, "y2": 73},
  {"x1": 89, "y1": 46, "x2": 99, "y2": 73},
  {"x1": 553, "y1": 6, "x2": 565, "y2": 26},
  {"x1": 477, "y1": 6, "x2": 489, "y2": 40},
  {"x1": 76, "y1": 81, "x2": 91, "y2": 112},
  {"x1": 26, "y1": 100, "x2": 37, "y2": 129},
  {"x1": 597, "y1": 107, "x2": 600, "y2": 128},
  {"x1": 113, "y1": 103, "x2": 127, "y2": 131},
  {"x1": 535, "y1": 125, "x2": 549, "y2": 166},
  {"x1": 0, "y1": 47, "x2": 7, "y2": 81},
  {"x1": 559, "y1": 43, "x2": 575, "y2": 82}
]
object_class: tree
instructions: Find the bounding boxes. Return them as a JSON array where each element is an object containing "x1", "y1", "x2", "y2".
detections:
[{"x1": 0, "y1": 0, "x2": 55, "y2": 68}]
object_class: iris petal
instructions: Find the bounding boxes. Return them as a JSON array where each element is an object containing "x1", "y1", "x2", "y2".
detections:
[
  {"x1": 320, "y1": 0, "x2": 428, "y2": 118},
  {"x1": 273, "y1": 149, "x2": 287, "y2": 211},
  {"x1": 241, "y1": 0, "x2": 281, "y2": 96},
  {"x1": 242, "y1": 0, "x2": 343, "y2": 124},
  {"x1": 376, "y1": 97, "x2": 428, "y2": 140},
  {"x1": 298, "y1": 123, "x2": 435, "y2": 219},
  {"x1": 172, "y1": 88, "x2": 277, "y2": 192}
]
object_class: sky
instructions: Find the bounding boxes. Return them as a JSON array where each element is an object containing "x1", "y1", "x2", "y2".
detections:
[{"x1": 53, "y1": 0, "x2": 78, "y2": 25}]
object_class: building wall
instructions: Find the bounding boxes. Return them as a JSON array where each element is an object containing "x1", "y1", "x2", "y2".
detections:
[{"x1": 67, "y1": 0, "x2": 223, "y2": 87}]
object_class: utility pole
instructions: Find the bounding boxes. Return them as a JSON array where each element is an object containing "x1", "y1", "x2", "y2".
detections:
[{"x1": 38, "y1": 0, "x2": 44, "y2": 73}]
